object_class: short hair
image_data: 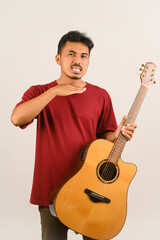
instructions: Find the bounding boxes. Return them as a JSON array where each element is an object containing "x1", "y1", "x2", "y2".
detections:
[{"x1": 57, "y1": 31, "x2": 94, "y2": 55}]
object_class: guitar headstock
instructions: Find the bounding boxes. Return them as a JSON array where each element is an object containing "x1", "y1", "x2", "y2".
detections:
[{"x1": 139, "y1": 62, "x2": 157, "y2": 87}]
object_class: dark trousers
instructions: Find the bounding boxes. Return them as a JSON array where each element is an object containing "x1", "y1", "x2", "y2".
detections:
[{"x1": 39, "y1": 206, "x2": 95, "y2": 240}]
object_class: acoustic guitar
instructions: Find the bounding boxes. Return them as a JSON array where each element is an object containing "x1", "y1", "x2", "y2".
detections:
[{"x1": 49, "y1": 62, "x2": 156, "y2": 240}]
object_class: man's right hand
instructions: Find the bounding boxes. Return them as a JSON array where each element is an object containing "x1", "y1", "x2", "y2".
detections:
[{"x1": 54, "y1": 84, "x2": 86, "y2": 96}]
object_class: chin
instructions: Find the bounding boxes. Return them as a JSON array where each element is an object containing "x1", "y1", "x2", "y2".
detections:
[
  {"x1": 68, "y1": 74, "x2": 82, "y2": 80},
  {"x1": 70, "y1": 76, "x2": 81, "y2": 80}
]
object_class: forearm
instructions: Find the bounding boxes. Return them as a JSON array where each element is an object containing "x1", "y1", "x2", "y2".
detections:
[
  {"x1": 100, "y1": 131, "x2": 117, "y2": 142},
  {"x1": 11, "y1": 83, "x2": 87, "y2": 127},
  {"x1": 11, "y1": 87, "x2": 57, "y2": 126}
]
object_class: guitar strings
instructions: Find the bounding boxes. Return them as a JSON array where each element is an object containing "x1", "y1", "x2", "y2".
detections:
[
  {"x1": 101, "y1": 158, "x2": 117, "y2": 182},
  {"x1": 101, "y1": 149, "x2": 116, "y2": 182},
  {"x1": 101, "y1": 139, "x2": 120, "y2": 181},
  {"x1": 101, "y1": 133, "x2": 126, "y2": 182},
  {"x1": 99, "y1": 67, "x2": 152, "y2": 182},
  {"x1": 100, "y1": 112, "x2": 131, "y2": 181}
]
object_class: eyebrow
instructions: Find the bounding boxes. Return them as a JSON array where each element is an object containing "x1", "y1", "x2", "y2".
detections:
[{"x1": 68, "y1": 50, "x2": 89, "y2": 56}]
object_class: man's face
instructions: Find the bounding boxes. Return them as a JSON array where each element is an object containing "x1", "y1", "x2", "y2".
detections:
[{"x1": 56, "y1": 41, "x2": 90, "y2": 80}]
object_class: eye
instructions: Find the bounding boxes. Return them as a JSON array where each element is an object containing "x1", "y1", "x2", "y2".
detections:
[
  {"x1": 82, "y1": 55, "x2": 87, "y2": 59},
  {"x1": 68, "y1": 52, "x2": 75, "y2": 56}
]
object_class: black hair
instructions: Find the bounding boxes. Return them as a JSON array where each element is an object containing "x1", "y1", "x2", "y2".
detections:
[{"x1": 57, "y1": 31, "x2": 94, "y2": 54}]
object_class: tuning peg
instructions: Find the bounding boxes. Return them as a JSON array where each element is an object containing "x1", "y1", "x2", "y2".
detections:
[
  {"x1": 141, "y1": 64, "x2": 145, "y2": 67},
  {"x1": 151, "y1": 80, "x2": 156, "y2": 84},
  {"x1": 139, "y1": 68, "x2": 143, "y2": 71},
  {"x1": 150, "y1": 78, "x2": 156, "y2": 84}
]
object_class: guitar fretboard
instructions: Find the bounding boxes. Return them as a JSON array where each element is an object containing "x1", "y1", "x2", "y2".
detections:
[{"x1": 108, "y1": 85, "x2": 148, "y2": 164}]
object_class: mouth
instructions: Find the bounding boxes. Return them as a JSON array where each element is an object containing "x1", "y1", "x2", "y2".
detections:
[{"x1": 71, "y1": 65, "x2": 82, "y2": 73}]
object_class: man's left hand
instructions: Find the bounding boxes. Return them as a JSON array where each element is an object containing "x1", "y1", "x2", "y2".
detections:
[{"x1": 115, "y1": 115, "x2": 137, "y2": 141}]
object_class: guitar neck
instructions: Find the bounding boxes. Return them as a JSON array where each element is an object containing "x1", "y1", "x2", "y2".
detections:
[
  {"x1": 109, "y1": 84, "x2": 148, "y2": 164},
  {"x1": 124, "y1": 84, "x2": 148, "y2": 125}
]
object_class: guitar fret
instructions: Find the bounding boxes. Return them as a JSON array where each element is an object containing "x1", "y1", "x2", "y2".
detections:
[
  {"x1": 125, "y1": 85, "x2": 148, "y2": 124},
  {"x1": 108, "y1": 85, "x2": 148, "y2": 164}
]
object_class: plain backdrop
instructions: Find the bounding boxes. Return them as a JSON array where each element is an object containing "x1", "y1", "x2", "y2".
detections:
[{"x1": 0, "y1": 0, "x2": 160, "y2": 239}]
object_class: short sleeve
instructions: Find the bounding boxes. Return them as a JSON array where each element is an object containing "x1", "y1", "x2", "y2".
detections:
[
  {"x1": 97, "y1": 91, "x2": 117, "y2": 137},
  {"x1": 16, "y1": 86, "x2": 39, "y2": 129}
]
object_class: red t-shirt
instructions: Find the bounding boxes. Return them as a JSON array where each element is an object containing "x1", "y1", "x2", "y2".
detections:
[{"x1": 17, "y1": 80, "x2": 117, "y2": 206}]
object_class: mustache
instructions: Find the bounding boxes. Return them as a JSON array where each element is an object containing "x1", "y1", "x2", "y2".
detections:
[{"x1": 71, "y1": 64, "x2": 82, "y2": 70}]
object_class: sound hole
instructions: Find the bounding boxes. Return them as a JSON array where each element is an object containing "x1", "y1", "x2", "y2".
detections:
[{"x1": 97, "y1": 161, "x2": 119, "y2": 183}]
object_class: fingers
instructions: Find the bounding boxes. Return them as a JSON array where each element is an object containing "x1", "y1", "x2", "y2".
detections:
[
  {"x1": 114, "y1": 114, "x2": 128, "y2": 139},
  {"x1": 72, "y1": 86, "x2": 87, "y2": 94},
  {"x1": 55, "y1": 84, "x2": 87, "y2": 96},
  {"x1": 116, "y1": 114, "x2": 137, "y2": 141},
  {"x1": 121, "y1": 123, "x2": 137, "y2": 141},
  {"x1": 117, "y1": 115, "x2": 127, "y2": 131}
]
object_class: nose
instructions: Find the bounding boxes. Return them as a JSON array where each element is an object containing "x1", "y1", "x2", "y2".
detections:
[{"x1": 73, "y1": 55, "x2": 82, "y2": 65}]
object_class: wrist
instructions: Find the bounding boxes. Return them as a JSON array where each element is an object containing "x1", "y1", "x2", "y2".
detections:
[{"x1": 50, "y1": 86, "x2": 59, "y2": 97}]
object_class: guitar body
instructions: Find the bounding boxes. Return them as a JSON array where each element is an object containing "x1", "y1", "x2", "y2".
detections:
[{"x1": 55, "y1": 139, "x2": 137, "y2": 240}]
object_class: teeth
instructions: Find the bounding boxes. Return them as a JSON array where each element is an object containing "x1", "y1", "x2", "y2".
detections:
[{"x1": 72, "y1": 67, "x2": 80, "y2": 72}]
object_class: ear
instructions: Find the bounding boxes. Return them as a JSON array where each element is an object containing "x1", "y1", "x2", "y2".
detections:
[{"x1": 55, "y1": 54, "x2": 61, "y2": 65}]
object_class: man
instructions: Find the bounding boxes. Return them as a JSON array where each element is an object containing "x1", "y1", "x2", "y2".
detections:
[{"x1": 11, "y1": 31, "x2": 137, "y2": 240}]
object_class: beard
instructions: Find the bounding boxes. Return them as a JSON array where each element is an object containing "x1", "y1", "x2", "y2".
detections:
[
  {"x1": 63, "y1": 70, "x2": 82, "y2": 80},
  {"x1": 69, "y1": 75, "x2": 81, "y2": 80}
]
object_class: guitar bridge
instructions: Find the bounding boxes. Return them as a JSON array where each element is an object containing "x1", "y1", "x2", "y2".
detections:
[{"x1": 84, "y1": 188, "x2": 110, "y2": 204}]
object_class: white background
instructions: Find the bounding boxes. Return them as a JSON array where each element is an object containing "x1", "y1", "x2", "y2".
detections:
[{"x1": 0, "y1": 0, "x2": 160, "y2": 239}]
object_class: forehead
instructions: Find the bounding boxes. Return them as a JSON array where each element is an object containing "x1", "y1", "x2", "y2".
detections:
[{"x1": 61, "y1": 41, "x2": 89, "y2": 54}]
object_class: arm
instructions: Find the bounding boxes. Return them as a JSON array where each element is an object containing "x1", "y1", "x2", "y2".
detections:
[{"x1": 11, "y1": 84, "x2": 86, "y2": 127}]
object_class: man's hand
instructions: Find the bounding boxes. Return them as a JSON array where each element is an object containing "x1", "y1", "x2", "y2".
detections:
[
  {"x1": 100, "y1": 115, "x2": 137, "y2": 142},
  {"x1": 115, "y1": 115, "x2": 137, "y2": 141},
  {"x1": 55, "y1": 84, "x2": 86, "y2": 96}
]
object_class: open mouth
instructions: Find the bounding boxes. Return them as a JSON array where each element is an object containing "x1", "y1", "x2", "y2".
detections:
[{"x1": 71, "y1": 65, "x2": 82, "y2": 73}]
